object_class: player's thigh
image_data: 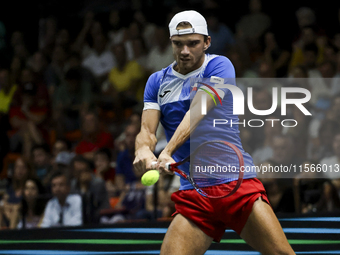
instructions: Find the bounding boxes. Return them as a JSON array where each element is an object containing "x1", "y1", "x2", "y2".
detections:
[
  {"x1": 160, "y1": 213, "x2": 213, "y2": 255},
  {"x1": 240, "y1": 198, "x2": 295, "y2": 255}
]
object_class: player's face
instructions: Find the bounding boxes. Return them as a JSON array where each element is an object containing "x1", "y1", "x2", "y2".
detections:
[{"x1": 171, "y1": 33, "x2": 211, "y2": 75}]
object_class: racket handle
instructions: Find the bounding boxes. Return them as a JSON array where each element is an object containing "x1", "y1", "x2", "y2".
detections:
[
  {"x1": 165, "y1": 162, "x2": 171, "y2": 170},
  {"x1": 151, "y1": 161, "x2": 157, "y2": 168}
]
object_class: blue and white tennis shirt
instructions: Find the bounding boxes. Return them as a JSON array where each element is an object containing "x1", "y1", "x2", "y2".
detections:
[{"x1": 144, "y1": 54, "x2": 256, "y2": 190}]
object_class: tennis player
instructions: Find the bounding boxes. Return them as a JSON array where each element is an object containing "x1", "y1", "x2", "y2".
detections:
[{"x1": 133, "y1": 10, "x2": 295, "y2": 255}]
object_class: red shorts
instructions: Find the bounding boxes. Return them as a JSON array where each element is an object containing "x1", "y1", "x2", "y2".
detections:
[{"x1": 171, "y1": 178, "x2": 270, "y2": 242}]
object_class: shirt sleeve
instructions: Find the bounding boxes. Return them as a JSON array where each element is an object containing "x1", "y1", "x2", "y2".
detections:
[
  {"x1": 203, "y1": 56, "x2": 236, "y2": 99},
  {"x1": 204, "y1": 56, "x2": 235, "y2": 79},
  {"x1": 40, "y1": 200, "x2": 53, "y2": 228},
  {"x1": 143, "y1": 72, "x2": 162, "y2": 111}
]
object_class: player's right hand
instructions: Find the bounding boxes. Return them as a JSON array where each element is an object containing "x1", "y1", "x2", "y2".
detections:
[{"x1": 133, "y1": 148, "x2": 158, "y2": 176}]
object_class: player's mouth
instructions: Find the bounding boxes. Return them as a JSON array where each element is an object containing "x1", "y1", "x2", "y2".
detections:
[{"x1": 180, "y1": 58, "x2": 191, "y2": 62}]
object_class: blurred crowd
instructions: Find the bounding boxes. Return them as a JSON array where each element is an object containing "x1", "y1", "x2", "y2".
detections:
[{"x1": 0, "y1": 0, "x2": 340, "y2": 229}]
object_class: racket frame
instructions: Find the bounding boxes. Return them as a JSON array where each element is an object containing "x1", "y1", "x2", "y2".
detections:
[{"x1": 166, "y1": 140, "x2": 245, "y2": 199}]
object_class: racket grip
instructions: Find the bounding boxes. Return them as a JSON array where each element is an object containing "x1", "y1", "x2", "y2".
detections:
[
  {"x1": 165, "y1": 162, "x2": 171, "y2": 170},
  {"x1": 151, "y1": 161, "x2": 157, "y2": 168}
]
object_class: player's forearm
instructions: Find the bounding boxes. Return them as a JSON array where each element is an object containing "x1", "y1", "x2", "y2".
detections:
[
  {"x1": 164, "y1": 91, "x2": 215, "y2": 156},
  {"x1": 163, "y1": 111, "x2": 190, "y2": 156},
  {"x1": 135, "y1": 128, "x2": 158, "y2": 154}
]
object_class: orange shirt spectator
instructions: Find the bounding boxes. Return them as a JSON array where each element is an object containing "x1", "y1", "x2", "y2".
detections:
[{"x1": 74, "y1": 112, "x2": 114, "y2": 161}]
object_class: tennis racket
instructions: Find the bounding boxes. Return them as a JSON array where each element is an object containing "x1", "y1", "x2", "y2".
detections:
[{"x1": 153, "y1": 140, "x2": 244, "y2": 199}]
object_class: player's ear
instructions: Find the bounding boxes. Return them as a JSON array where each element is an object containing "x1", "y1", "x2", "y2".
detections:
[{"x1": 203, "y1": 36, "x2": 211, "y2": 51}]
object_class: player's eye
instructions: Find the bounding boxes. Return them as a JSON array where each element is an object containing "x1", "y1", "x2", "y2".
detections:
[
  {"x1": 173, "y1": 41, "x2": 181, "y2": 46},
  {"x1": 190, "y1": 41, "x2": 199, "y2": 46}
]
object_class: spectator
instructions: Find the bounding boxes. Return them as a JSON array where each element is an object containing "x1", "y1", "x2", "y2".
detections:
[
  {"x1": 260, "y1": 135, "x2": 302, "y2": 214},
  {"x1": 82, "y1": 33, "x2": 116, "y2": 86},
  {"x1": 5, "y1": 157, "x2": 34, "y2": 204},
  {"x1": 205, "y1": 9, "x2": 235, "y2": 55},
  {"x1": 333, "y1": 33, "x2": 340, "y2": 52},
  {"x1": 287, "y1": 65, "x2": 310, "y2": 91},
  {"x1": 94, "y1": 148, "x2": 116, "y2": 193},
  {"x1": 74, "y1": 111, "x2": 114, "y2": 161},
  {"x1": 9, "y1": 81, "x2": 49, "y2": 158},
  {"x1": 289, "y1": 25, "x2": 325, "y2": 72},
  {"x1": 0, "y1": 157, "x2": 34, "y2": 228},
  {"x1": 17, "y1": 178, "x2": 48, "y2": 229},
  {"x1": 66, "y1": 52, "x2": 96, "y2": 93},
  {"x1": 12, "y1": 42, "x2": 30, "y2": 65},
  {"x1": 49, "y1": 139, "x2": 73, "y2": 170},
  {"x1": 311, "y1": 132, "x2": 340, "y2": 212},
  {"x1": 53, "y1": 67, "x2": 92, "y2": 136},
  {"x1": 325, "y1": 94, "x2": 340, "y2": 126},
  {"x1": 39, "y1": 16, "x2": 58, "y2": 58},
  {"x1": 318, "y1": 60, "x2": 338, "y2": 88},
  {"x1": 132, "y1": 10, "x2": 156, "y2": 51},
  {"x1": 144, "y1": 173, "x2": 180, "y2": 220},
  {"x1": 261, "y1": 31, "x2": 291, "y2": 77},
  {"x1": 115, "y1": 124, "x2": 140, "y2": 189},
  {"x1": 244, "y1": 87, "x2": 273, "y2": 152},
  {"x1": 131, "y1": 36, "x2": 149, "y2": 67},
  {"x1": 145, "y1": 26, "x2": 173, "y2": 74},
  {"x1": 100, "y1": 151, "x2": 147, "y2": 224},
  {"x1": 225, "y1": 49, "x2": 254, "y2": 80},
  {"x1": 320, "y1": 132, "x2": 340, "y2": 180},
  {"x1": 0, "y1": 68, "x2": 17, "y2": 114},
  {"x1": 284, "y1": 102, "x2": 312, "y2": 160},
  {"x1": 308, "y1": 119, "x2": 339, "y2": 162},
  {"x1": 44, "y1": 45, "x2": 68, "y2": 96},
  {"x1": 122, "y1": 21, "x2": 143, "y2": 61},
  {"x1": 55, "y1": 29, "x2": 70, "y2": 50},
  {"x1": 17, "y1": 67, "x2": 50, "y2": 108},
  {"x1": 52, "y1": 139, "x2": 71, "y2": 161},
  {"x1": 9, "y1": 56, "x2": 24, "y2": 85},
  {"x1": 40, "y1": 171, "x2": 82, "y2": 227},
  {"x1": 27, "y1": 51, "x2": 49, "y2": 84},
  {"x1": 252, "y1": 115, "x2": 282, "y2": 165},
  {"x1": 106, "y1": 43, "x2": 145, "y2": 107},
  {"x1": 0, "y1": 69, "x2": 15, "y2": 170},
  {"x1": 70, "y1": 155, "x2": 110, "y2": 224},
  {"x1": 109, "y1": 168, "x2": 146, "y2": 222},
  {"x1": 9, "y1": 31, "x2": 25, "y2": 57},
  {"x1": 107, "y1": 10, "x2": 125, "y2": 46},
  {"x1": 31, "y1": 144, "x2": 52, "y2": 182},
  {"x1": 271, "y1": 134, "x2": 303, "y2": 167},
  {"x1": 0, "y1": 19, "x2": 6, "y2": 61},
  {"x1": 235, "y1": 0, "x2": 271, "y2": 61},
  {"x1": 44, "y1": 151, "x2": 75, "y2": 192},
  {"x1": 71, "y1": 11, "x2": 95, "y2": 53}
]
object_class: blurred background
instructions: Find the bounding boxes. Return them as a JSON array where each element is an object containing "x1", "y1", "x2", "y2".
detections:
[{"x1": 0, "y1": 0, "x2": 340, "y2": 230}]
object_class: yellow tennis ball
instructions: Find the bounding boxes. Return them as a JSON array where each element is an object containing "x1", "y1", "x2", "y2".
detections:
[{"x1": 141, "y1": 170, "x2": 160, "y2": 186}]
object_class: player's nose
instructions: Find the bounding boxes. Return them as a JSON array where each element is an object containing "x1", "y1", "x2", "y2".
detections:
[{"x1": 181, "y1": 45, "x2": 190, "y2": 55}]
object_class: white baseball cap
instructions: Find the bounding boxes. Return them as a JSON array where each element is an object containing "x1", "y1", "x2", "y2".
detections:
[{"x1": 169, "y1": 10, "x2": 208, "y2": 37}]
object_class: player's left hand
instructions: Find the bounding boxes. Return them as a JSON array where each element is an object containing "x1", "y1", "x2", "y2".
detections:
[{"x1": 157, "y1": 150, "x2": 175, "y2": 175}]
